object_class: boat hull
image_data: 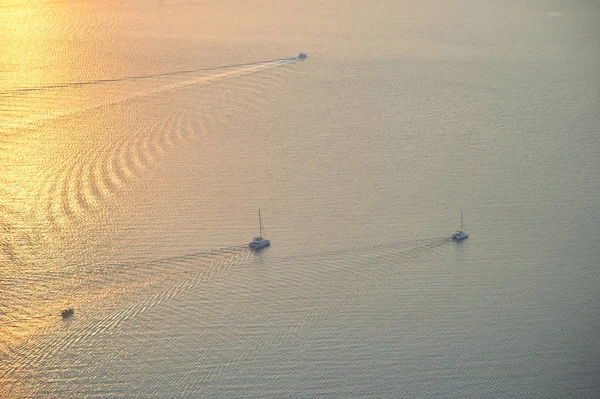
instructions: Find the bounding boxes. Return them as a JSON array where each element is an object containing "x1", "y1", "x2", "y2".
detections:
[
  {"x1": 452, "y1": 232, "x2": 468, "y2": 240},
  {"x1": 249, "y1": 239, "x2": 270, "y2": 249}
]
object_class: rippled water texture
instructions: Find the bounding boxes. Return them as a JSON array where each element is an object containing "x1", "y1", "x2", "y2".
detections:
[{"x1": 1, "y1": 0, "x2": 599, "y2": 397}]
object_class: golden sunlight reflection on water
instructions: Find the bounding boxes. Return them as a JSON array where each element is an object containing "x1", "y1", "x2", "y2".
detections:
[
  {"x1": 0, "y1": 0, "x2": 80, "y2": 90},
  {"x1": 0, "y1": 2, "x2": 301, "y2": 363}
]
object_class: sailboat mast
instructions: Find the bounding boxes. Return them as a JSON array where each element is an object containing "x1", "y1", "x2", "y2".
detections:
[
  {"x1": 258, "y1": 208, "x2": 262, "y2": 237},
  {"x1": 460, "y1": 211, "x2": 464, "y2": 232}
]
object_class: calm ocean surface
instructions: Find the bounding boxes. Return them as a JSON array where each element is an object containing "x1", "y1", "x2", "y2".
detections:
[{"x1": 1, "y1": 0, "x2": 599, "y2": 397}]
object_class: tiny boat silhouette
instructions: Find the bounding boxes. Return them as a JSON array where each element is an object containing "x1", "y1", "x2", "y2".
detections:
[
  {"x1": 298, "y1": 53, "x2": 307, "y2": 59},
  {"x1": 61, "y1": 308, "x2": 74, "y2": 318}
]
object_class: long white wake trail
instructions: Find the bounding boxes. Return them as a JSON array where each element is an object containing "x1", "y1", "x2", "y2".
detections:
[{"x1": 0, "y1": 57, "x2": 298, "y2": 133}]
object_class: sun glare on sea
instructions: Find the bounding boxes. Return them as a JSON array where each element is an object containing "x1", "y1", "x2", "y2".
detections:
[
  {"x1": 0, "y1": 0, "x2": 84, "y2": 353},
  {"x1": 0, "y1": 0, "x2": 77, "y2": 90}
]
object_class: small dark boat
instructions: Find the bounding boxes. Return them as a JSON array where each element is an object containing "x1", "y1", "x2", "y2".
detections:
[
  {"x1": 298, "y1": 52, "x2": 308, "y2": 59},
  {"x1": 61, "y1": 308, "x2": 74, "y2": 318}
]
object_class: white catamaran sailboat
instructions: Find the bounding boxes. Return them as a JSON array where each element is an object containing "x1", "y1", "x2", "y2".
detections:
[
  {"x1": 451, "y1": 211, "x2": 469, "y2": 241},
  {"x1": 249, "y1": 208, "x2": 270, "y2": 249}
]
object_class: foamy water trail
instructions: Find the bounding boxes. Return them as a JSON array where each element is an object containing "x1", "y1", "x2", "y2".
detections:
[
  {"x1": 0, "y1": 57, "x2": 299, "y2": 133},
  {"x1": 0, "y1": 58, "x2": 297, "y2": 96}
]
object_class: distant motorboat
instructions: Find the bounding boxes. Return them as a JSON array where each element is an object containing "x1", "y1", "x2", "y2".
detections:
[
  {"x1": 249, "y1": 208, "x2": 270, "y2": 250},
  {"x1": 298, "y1": 53, "x2": 308, "y2": 59},
  {"x1": 451, "y1": 211, "x2": 469, "y2": 241},
  {"x1": 61, "y1": 308, "x2": 74, "y2": 318}
]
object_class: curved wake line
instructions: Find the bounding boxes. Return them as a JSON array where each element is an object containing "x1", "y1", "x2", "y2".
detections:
[
  {"x1": 0, "y1": 56, "x2": 299, "y2": 96},
  {"x1": 27, "y1": 62, "x2": 290, "y2": 227}
]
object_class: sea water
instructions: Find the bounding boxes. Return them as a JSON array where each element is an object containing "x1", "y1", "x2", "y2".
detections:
[{"x1": 1, "y1": 0, "x2": 599, "y2": 397}]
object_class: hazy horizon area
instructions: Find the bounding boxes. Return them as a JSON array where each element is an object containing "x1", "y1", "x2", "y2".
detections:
[{"x1": 1, "y1": 0, "x2": 599, "y2": 397}]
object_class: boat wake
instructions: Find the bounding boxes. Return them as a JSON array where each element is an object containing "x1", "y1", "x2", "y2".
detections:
[
  {"x1": 0, "y1": 244, "x2": 251, "y2": 394},
  {"x1": 0, "y1": 56, "x2": 300, "y2": 133},
  {"x1": 1, "y1": 236, "x2": 450, "y2": 397},
  {"x1": 0, "y1": 58, "x2": 298, "y2": 97},
  {"x1": 268, "y1": 236, "x2": 452, "y2": 265},
  {"x1": 0, "y1": 54, "x2": 306, "y2": 369},
  {"x1": 0, "y1": 54, "x2": 303, "y2": 234},
  {"x1": 171, "y1": 235, "x2": 455, "y2": 390}
]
